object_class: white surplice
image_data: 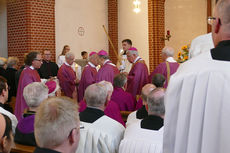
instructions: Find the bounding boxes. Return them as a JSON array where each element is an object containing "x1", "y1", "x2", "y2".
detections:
[
  {"x1": 189, "y1": 33, "x2": 214, "y2": 59},
  {"x1": 76, "y1": 115, "x2": 125, "y2": 153},
  {"x1": 164, "y1": 51, "x2": 230, "y2": 153},
  {"x1": 126, "y1": 111, "x2": 141, "y2": 127},
  {"x1": 119, "y1": 120, "x2": 163, "y2": 153}
]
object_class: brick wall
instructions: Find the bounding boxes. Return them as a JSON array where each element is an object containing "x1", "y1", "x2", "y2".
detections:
[
  {"x1": 7, "y1": 0, "x2": 55, "y2": 66},
  {"x1": 148, "y1": 0, "x2": 165, "y2": 72},
  {"x1": 108, "y1": 0, "x2": 118, "y2": 64}
]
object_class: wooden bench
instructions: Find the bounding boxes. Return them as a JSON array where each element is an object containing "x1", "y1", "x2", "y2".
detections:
[
  {"x1": 120, "y1": 111, "x2": 132, "y2": 122},
  {"x1": 11, "y1": 143, "x2": 35, "y2": 153}
]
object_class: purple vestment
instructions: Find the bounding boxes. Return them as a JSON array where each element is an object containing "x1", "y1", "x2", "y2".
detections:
[
  {"x1": 149, "y1": 62, "x2": 179, "y2": 88},
  {"x1": 135, "y1": 97, "x2": 143, "y2": 110},
  {"x1": 111, "y1": 87, "x2": 136, "y2": 111},
  {"x1": 78, "y1": 64, "x2": 97, "y2": 101},
  {"x1": 126, "y1": 59, "x2": 149, "y2": 97},
  {"x1": 17, "y1": 115, "x2": 35, "y2": 134},
  {"x1": 78, "y1": 100, "x2": 125, "y2": 126},
  {"x1": 96, "y1": 60, "x2": 119, "y2": 84},
  {"x1": 57, "y1": 63, "x2": 76, "y2": 98},
  {"x1": 15, "y1": 67, "x2": 41, "y2": 120}
]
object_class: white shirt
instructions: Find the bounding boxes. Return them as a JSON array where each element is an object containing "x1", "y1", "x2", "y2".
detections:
[
  {"x1": 164, "y1": 51, "x2": 230, "y2": 153},
  {"x1": 119, "y1": 120, "x2": 163, "y2": 153},
  {"x1": 0, "y1": 107, "x2": 18, "y2": 134},
  {"x1": 189, "y1": 33, "x2": 214, "y2": 59},
  {"x1": 76, "y1": 115, "x2": 125, "y2": 153}
]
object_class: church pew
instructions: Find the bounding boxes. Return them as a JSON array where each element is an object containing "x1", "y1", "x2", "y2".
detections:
[
  {"x1": 120, "y1": 111, "x2": 132, "y2": 122},
  {"x1": 11, "y1": 143, "x2": 35, "y2": 153}
]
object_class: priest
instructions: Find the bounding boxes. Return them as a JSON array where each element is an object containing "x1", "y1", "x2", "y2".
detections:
[
  {"x1": 15, "y1": 52, "x2": 42, "y2": 121},
  {"x1": 126, "y1": 47, "x2": 149, "y2": 98},
  {"x1": 78, "y1": 52, "x2": 98, "y2": 102},
  {"x1": 96, "y1": 50, "x2": 119, "y2": 84},
  {"x1": 163, "y1": 1, "x2": 230, "y2": 153},
  {"x1": 57, "y1": 52, "x2": 77, "y2": 98},
  {"x1": 149, "y1": 46, "x2": 179, "y2": 88}
]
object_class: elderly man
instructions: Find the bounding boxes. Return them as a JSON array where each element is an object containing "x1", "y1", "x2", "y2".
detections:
[
  {"x1": 77, "y1": 83, "x2": 124, "y2": 153},
  {"x1": 126, "y1": 47, "x2": 149, "y2": 98},
  {"x1": 78, "y1": 52, "x2": 98, "y2": 102},
  {"x1": 57, "y1": 52, "x2": 77, "y2": 98},
  {"x1": 119, "y1": 88, "x2": 165, "y2": 153},
  {"x1": 111, "y1": 73, "x2": 135, "y2": 111},
  {"x1": 0, "y1": 76, "x2": 18, "y2": 134},
  {"x1": 15, "y1": 51, "x2": 42, "y2": 120},
  {"x1": 0, "y1": 114, "x2": 14, "y2": 153},
  {"x1": 163, "y1": 1, "x2": 230, "y2": 153},
  {"x1": 126, "y1": 83, "x2": 156, "y2": 126},
  {"x1": 38, "y1": 49, "x2": 59, "y2": 79},
  {"x1": 15, "y1": 82, "x2": 49, "y2": 146},
  {"x1": 149, "y1": 46, "x2": 179, "y2": 88},
  {"x1": 34, "y1": 97, "x2": 80, "y2": 153},
  {"x1": 96, "y1": 50, "x2": 119, "y2": 84}
]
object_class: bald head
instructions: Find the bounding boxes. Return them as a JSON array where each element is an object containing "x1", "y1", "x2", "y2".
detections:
[
  {"x1": 141, "y1": 84, "x2": 156, "y2": 104},
  {"x1": 0, "y1": 113, "x2": 6, "y2": 139},
  {"x1": 212, "y1": 0, "x2": 230, "y2": 46},
  {"x1": 147, "y1": 88, "x2": 165, "y2": 116}
]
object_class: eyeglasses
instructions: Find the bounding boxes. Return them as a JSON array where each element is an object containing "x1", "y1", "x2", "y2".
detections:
[
  {"x1": 207, "y1": 16, "x2": 216, "y2": 25},
  {"x1": 34, "y1": 59, "x2": 43, "y2": 62},
  {"x1": 68, "y1": 125, "x2": 84, "y2": 138}
]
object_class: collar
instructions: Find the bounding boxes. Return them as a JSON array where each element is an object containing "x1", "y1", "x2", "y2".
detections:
[
  {"x1": 211, "y1": 40, "x2": 230, "y2": 61},
  {"x1": 103, "y1": 59, "x2": 110, "y2": 65},
  {"x1": 0, "y1": 103, "x2": 4, "y2": 108},
  {"x1": 29, "y1": 66, "x2": 35, "y2": 70},
  {"x1": 133, "y1": 56, "x2": 141, "y2": 64},
  {"x1": 64, "y1": 62, "x2": 71, "y2": 66},
  {"x1": 166, "y1": 57, "x2": 177, "y2": 63},
  {"x1": 34, "y1": 147, "x2": 61, "y2": 153},
  {"x1": 88, "y1": 62, "x2": 96, "y2": 68}
]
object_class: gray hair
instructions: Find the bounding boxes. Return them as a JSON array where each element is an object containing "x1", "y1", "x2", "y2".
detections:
[
  {"x1": 84, "y1": 83, "x2": 107, "y2": 107},
  {"x1": 65, "y1": 52, "x2": 75, "y2": 59},
  {"x1": 162, "y1": 46, "x2": 175, "y2": 57},
  {"x1": 98, "y1": 55, "x2": 109, "y2": 60},
  {"x1": 127, "y1": 50, "x2": 138, "y2": 56},
  {"x1": 7, "y1": 57, "x2": 19, "y2": 68},
  {"x1": 98, "y1": 81, "x2": 114, "y2": 93},
  {"x1": 0, "y1": 57, "x2": 7, "y2": 67},
  {"x1": 23, "y1": 82, "x2": 49, "y2": 108},
  {"x1": 147, "y1": 88, "x2": 165, "y2": 116},
  {"x1": 35, "y1": 97, "x2": 79, "y2": 148},
  {"x1": 113, "y1": 74, "x2": 127, "y2": 88}
]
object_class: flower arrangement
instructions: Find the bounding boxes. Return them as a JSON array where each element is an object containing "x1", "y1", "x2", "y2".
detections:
[{"x1": 177, "y1": 45, "x2": 190, "y2": 63}]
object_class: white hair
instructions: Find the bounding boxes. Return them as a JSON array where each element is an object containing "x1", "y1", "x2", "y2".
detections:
[
  {"x1": 127, "y1": 50, "x2": 138, "y2": 56},
  {"x1": 34, "y1": 97, "x2": 79, "y2": 148},
  {"x1": 23, "y1": 82, "x2": 49, "y2": 108},
  {"x1": 84, "y1": 83, "x2": 107, "y2": 107},
  {"x1": 162, "y1": 46, "x2": 175, "y2": 57},
  {"x1": 7, "y1": 57, "x2": 19, "y2": 68},
  {"x1": 98, "y1": 81, "x2": 114, "y2": 93},
  {"x1": 65, "y1": 52, "x2": 75, "y2": 59},
  {"x1": 0, "y1": 57, "x2": 7, "y2": 67}
]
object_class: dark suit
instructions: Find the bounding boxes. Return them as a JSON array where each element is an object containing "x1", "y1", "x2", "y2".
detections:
[
  {"x1": 80, "y1": 107, "x2": 104, "y2": 123},
  {"x1": 38, "y1": 60, "x2": 58, "y2": 79}
]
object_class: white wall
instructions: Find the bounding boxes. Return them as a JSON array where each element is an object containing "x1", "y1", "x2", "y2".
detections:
[
  {"x1": 0, "y1": 0, "x2": 7, "y2": 57},
  {"x1": 165, "y1": 0, "x2": 207, "y2": 57},
  {"x1": 55, "y1": 0, "x2": 108, "y2": 60},
  {"x1": 118, "y1": 0, "x2": 149, "y2": 68}
]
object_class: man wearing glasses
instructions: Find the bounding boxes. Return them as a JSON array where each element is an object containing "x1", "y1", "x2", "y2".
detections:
[
  {"x1": 38, "y1": 49, "x2": 59, "y2": 79},
  {"x1": 163, "y1": 0, "x2": 230, "y2": 153},
  {"x1": 15, "y1": 51, "x2": 42, "y2": 121}
]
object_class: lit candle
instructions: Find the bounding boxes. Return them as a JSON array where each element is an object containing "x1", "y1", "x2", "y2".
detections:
[{"x1": 167, "y1": 30, "x2": 170, "y2": 35}]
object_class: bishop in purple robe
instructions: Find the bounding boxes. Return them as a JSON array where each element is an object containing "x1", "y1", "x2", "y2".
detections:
[
  {"x1": 57, "y1": 53, "x2": 76, "y2": 98},
  {"x1": 78, "y1": 52, "x2": 98, "y2": 101},
  {"x1": 111, "y1": 73, "x2": 136, "y2": 111},
  {"x1": 15, "y1": 52, "x2": 42, "y2": 121},
  {"x1": 149, "y1": 46, "x2": 179, "y2": 88},
  {"x1": 96, "y1": 50, "x2": 119, "y2": 84},
  {"x1": 126, "y1": 47, "x2": 149, "y2": 98}
]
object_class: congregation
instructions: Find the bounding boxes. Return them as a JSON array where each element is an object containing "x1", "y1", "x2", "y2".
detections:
[{"x1": 1, "y1": 0, "x2": 229, "y2": 153}]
